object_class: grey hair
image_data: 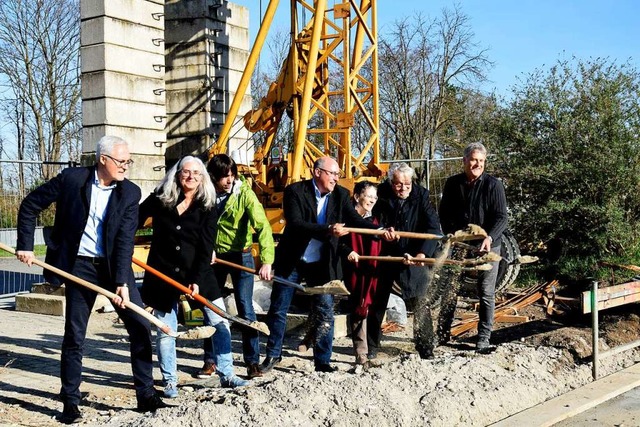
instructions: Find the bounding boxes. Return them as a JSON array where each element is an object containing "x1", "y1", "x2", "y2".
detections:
[
  {"x1": 96, "y1": 135, "x2": 127, "y2": 158},
  {"x1": 463, "y1": 142, "x2": 487, "y2": 159},
  {"x1": 387, "y1": 162, "x2": 414, "y2": 180},
  {"x1": 155, "y1": 156, "x2": 216, "y2": 209}
]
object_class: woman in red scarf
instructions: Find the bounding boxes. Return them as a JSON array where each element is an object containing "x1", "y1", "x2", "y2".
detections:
[{"x1": 340, "y1": 181, "x2": 383, "y2": 365}]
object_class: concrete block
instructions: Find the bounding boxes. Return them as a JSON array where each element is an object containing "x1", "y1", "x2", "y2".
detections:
[
  {"x1": 82, "y1": 98, "x2": 167, "y2": 130},
  {"x1": 165, "y1": 44, "x2": 248, "y2": 73},
  {"x1": 164, "y1": 134, "x2": 214, "y2": 159},
  {"x1": 81, "y1": 44, "x2": 165, "y2": 79},
  {"x1": 254, "y1": 313, "x2": 348, "y2": 338},
  {"x1": 81, "y1": 0, "x2": 164, "y2": 30},
  {"x1": 16, "y1": 294, "x2": 65, "y2": 317},
  {"x1": 165, "y1": 0, "x2": 248, "y2": 27},
  {"x1": 164, "y1": 18, "x2": 249, "y2": 51},
  {"x1": 82, "y1": 125, "x2": 167, "y2": 156},
  {"x1": 82, "y1": 71, "x2": 165, "y2": 104},
  {"x1": 30, "y1": 283, "x2": 65, "y2": 296},
  {"x1": 166, "y1": 88, "x2": 213, "y2": 114},
  {"x1": 81, "y1": 17, "x2": 164, "y2": 54},
  {"x1": 166, "y1": 110, "x2": 213, "y2": 138}
]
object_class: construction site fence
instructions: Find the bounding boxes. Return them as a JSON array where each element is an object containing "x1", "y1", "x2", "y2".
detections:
[{"x1": 589, "y1": 280, "x2": 640, "y2": 380}]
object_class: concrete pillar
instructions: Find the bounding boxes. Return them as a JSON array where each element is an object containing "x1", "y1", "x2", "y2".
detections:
[
  {"x1": 80, "y1": 0, "x2": 167, "y2": 196},
  {"x1": 164, "y1": 0, "x2": 252, "y2": 164}
]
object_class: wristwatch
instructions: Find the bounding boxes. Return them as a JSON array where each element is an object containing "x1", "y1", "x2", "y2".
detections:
[{"x1": 118, "y1": 283, "x2": 128, "y2": 288}]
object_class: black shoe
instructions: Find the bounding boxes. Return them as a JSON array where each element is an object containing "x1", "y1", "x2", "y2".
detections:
[
  {"x1": 259, "y1": 356, "x2": 282, "y2": 373},
  {"x1": 367, "y1": 348, "x2": 378, "y2": 360},
  {"x1": 137, "y1": 393, "x2": 169, "y2": 412},
  {"x1": 58, "y1": 404, "x2": 82, "y2": 425},
  {"x1": 476, "y1": 338, "x2": 494, "y2": 354},
  {"x1": 314, "y1": 363, "x2": 337, "y2": 373}
]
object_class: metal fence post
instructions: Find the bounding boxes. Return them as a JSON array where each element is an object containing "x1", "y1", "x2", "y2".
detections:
[{"x1": 591, "y1": 280, "x2": 599, "y2": 380}]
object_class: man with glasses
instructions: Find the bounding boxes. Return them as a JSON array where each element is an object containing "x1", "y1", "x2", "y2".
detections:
[
  {"x1": 372, "y1": 162, "x2": 442, "y2": 359},
  {"x1": 260, "y1": 156, "x2": 392, "y2": 374},
  {"x1": 16, "y1": 136, "x2": 166, "y2": 424}
]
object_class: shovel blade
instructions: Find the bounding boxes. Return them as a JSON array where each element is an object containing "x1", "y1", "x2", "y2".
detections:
[
  {"x1": 300, "y1": 280, "x2": 351, "y2": 296},
  {"x1": 176, "y1": 326, "x2": 216, "y2": 340}
]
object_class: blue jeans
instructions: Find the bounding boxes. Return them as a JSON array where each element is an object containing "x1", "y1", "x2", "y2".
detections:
[
  {"x1": 477, "y1": 245, "x2": 501, "y2": 341},
  {"x1": 154, "y1": 305, "x2": 179, "y2": 385},
  {"x1": 208, "y1": 251, "x2": 260, "y2": 365},
  {"x1": 265, "y1": 267, "x2": 334, "y2": 365},
  {"x1": 202, "y1": 297, "x2": 235, "y2": 379}
]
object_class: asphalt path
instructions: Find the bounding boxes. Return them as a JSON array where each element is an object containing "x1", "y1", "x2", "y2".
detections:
[{"x1": 553, "y1": 386, "x2": 640, "y2": 426}]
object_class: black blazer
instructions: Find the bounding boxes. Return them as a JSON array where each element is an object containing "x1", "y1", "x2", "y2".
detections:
[
  {"x1": 439, "y1": 172, "x2": 508, "y2": 248},
  {"x1": 138, "y1": 193, "x2": 220, "y2": 313},
  {"x1": 274, "y1": 179, "x2": 378, "y2": 281},
  {"x1": 17, "y1": 166, "x2": 141, "y2": 287}
]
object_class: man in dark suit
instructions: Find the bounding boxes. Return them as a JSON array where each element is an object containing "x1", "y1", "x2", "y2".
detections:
[
  {"x1": 439, "y1": 142, "x2": 508, "y2": 352},
  {"x1": 16, "y1": 136, "x2": 166, "y2": 424},
  {"x1": 260, "y1": 156, "x2": 391, "y2": 373}
]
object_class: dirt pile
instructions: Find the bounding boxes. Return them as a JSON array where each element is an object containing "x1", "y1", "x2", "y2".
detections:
[{"x1": 95, "y1": 333, "x2": 639, "y2": 427}]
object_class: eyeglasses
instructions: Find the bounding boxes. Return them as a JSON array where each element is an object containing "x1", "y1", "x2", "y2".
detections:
[
  {"x1": 180, "y1": 169, "x2": 202, "y2": 177},
  {"x1": 318, "y1": 167, "x2": 342, "y2": 178},
  {"x1": 103, "y1": 154, "x2": 134, "y2": 168},
  {"x1": 392, "y1": 181, "x2": 411, "y2": 189}
]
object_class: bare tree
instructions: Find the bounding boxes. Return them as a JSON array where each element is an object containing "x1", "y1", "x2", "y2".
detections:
[
  {"x1": 378, "y1": 5, "x2": 492, "y2": 170},
  {"x1": 0, "y1": 0, "x2": 81, "y2": 184}
]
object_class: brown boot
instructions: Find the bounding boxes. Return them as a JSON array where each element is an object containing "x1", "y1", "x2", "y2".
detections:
[
  {"x1": 247, "y1": 363, "x2": 263, "y2": 379},
  {"x1": 196, "y1": 361, "x2": 216, "y2": 379}
]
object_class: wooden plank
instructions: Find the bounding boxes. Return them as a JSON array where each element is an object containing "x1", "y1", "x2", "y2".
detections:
[
  {"x1": 495, "y1": 315, "x2": 529, "y2": 323},
  {"x1": 581, "y1": 281, "x2": 640, "y2": 314}
]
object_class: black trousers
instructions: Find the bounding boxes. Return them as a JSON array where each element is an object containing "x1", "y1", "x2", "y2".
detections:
[{"x1": 60, "y1": 257, "x2": 155, "y2": 405}]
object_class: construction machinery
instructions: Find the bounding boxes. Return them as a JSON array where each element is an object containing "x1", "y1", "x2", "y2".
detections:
[{"x1": 208, "y1": 0, "x2": 384, "y2": 231}]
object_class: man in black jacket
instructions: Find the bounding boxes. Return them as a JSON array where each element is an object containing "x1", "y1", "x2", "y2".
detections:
[
  {"x1": 372, "y1": 162, "x2": 442, "y2": 359},
  {"x1": 16, "y1": 136, "x2": 166, "y2": 423},
  {"x1": 439, "y1": 142, "x2": 508, "y2": 351},
  {"x1": 260, "y1": 156, "x2": 390, "y2": 373}
]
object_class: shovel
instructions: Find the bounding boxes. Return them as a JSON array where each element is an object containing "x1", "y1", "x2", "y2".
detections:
[
  {"x1": 343, "y1": 224, "x2": 488, "y2": 243},
  {"x1": 214, "y1": 258, "x2": 351, "y2": 296},
  {"x1": 131, "y1": 257, "x2": 270, "y2": 335},
  {"x1": 356, "y1": 254, "x2": 495, "y2": 271},
  {"x1": 453, "y1": 241, "x2": 539, "y2": 265},
  {"x1": 0, "y1": 242, "x2": 214, "y2": 340}
]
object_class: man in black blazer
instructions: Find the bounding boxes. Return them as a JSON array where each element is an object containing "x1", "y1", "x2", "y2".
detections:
[
  {"x1": 16, "y1": 136, "x2": 166, "y2": 424},
  {"x1": 260, "y1": 156, "x2": 390, "y2": 373},
  {"x1": 439, "y1": 142, "x2": 508, "y2": 352}
]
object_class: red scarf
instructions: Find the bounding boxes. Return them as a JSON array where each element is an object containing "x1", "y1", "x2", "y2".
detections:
[{"x1": 346, "y1": 217, "x2": 383, "y2": 317}]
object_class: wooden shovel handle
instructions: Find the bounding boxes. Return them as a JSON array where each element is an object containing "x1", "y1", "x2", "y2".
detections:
[
  {"x1": 0, "y1": 242, "x2": 177, "y2": 336},
  {"x1": 215, "y1": 257, "x2": 257, "y2": 274},
  {"x1": 342, "y1": 227, "x2": 444, "y2": 240},
  {"x1": 131, "y1": 257, "x2": 269, "y2": 335}
]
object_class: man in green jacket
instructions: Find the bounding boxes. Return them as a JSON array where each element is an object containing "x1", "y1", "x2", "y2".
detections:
[{"x1": 203, "y1": 154, "x2": 275, "y2": 379}]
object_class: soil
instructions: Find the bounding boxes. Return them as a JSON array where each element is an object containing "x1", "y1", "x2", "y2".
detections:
[{"x1": 7, "y1": 294, "x2": 640, "y2": 427}]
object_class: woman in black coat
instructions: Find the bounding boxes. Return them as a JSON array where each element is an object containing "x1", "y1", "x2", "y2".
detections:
[{"x1": 139, "y1": 156, "x2": 248, "y2": 398}]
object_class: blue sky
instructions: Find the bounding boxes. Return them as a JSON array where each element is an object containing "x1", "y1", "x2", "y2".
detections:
[{"x1": 233, "y1": 0, "x2": 640, "y2": 97}]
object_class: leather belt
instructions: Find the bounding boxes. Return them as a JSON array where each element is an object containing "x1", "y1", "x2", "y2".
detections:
[{"x1": 77, "y1": 255, "x2": 106, "y2": 265}]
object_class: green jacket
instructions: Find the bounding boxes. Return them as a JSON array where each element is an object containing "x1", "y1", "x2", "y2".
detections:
[{"x1": 215, "y1": 176, "x2": 275, "y2": 264}]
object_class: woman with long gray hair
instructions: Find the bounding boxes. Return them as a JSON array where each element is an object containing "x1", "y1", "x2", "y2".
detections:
[{"x1": 139, "y1": 156, "x2": 248, "y2": 398}]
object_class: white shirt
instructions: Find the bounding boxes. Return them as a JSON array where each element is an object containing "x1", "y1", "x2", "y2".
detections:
[{"x1": 301, "y1": 179, "x2": 330, "y2": 263}]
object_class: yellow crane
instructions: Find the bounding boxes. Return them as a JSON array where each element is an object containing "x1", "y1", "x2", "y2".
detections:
[{"x1": 209, "y1": 0, "x2": 385, "y2": 218}]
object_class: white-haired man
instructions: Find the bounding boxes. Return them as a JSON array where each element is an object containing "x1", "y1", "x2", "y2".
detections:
[{"x1": 16, "y1": 136, "x2": 166, "y2": 423}]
